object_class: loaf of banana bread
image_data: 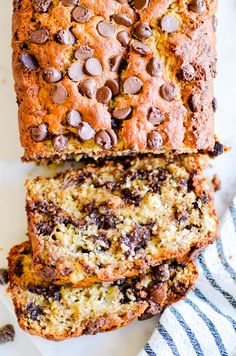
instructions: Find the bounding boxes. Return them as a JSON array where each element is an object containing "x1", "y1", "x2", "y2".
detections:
[
  {"x1": 8, "y1": 242, "x2": 198, "y2": 340},
  {"x1": 26, "y1": 154, "x2": 218, "y2": 286},
  {"x1": 13, "y1": 0, "x2": 217, "y2": 162}
]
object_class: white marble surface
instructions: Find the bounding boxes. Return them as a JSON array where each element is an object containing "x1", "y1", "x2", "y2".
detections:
[{"x1": 0, "y1": 1, "x2": 236, "y2": 355}]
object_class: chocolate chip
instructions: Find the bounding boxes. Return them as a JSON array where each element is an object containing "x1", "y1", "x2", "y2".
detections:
[
  {"x1": 121, "y1": 189, "x2": 142, "y2": 207},
  {"x1": 68, "y1": 62, "x2": 84, "y2": 81},
  {"x1": 0, "y1": 325, "x2": 15, "y2": 345},
  {"x1": 20, "y1": 53, "x2": 38, "y2": 70},
  {"x1": 80, "y1": 79, "x2": 97, "y2": 98},
  {"x1": 51, "y1": 84, "x2": 68, "y2": 104},
  {"x1": 212, "y1": 97, "x2": 217, "y2": 112},
  {"x1": 85, "y1": 58, "x2": 102, "y2": 76},
  {"x1": 133, "y1": 0, "x2": 149, "y2": 10},
  {"x1": 148, "y1": 107, "x2": 164, "y2": 125},
  {"x1": 77, "y1": 122, "x2": 95, "y2": 141},
  {"x1": 131, "y1": 40, "x2": 150, "y2": 55},
  {"x1": 95, "y1": 129, "x2": 117, "y2": 149},
  {"x1": 112, "y1": 106, "x2": 132, "y2": 120},
  {"x1": 133, "y1": 22, "x2": 152, "y2": 40},
  {"x1": 208, "y1": 141, "x2": 224, "y2": 157},
  {"x1": 61, "y1": 0, "x2": 79, "y2": 6},
  {"x1": 152, "y1": 264, "x2": 170, "y2": 282},
  {"x1": 160, "y1": 83, "x2": 176, "y2": 101},
  {"x1": 13, "y1": 259, "x2": 23, "y2": 277},
  {"x1": 55, "y1": 29, "x2": 75, "y2": 45},
  {"x1": 117, "y1": 31, "x2": 130, "y2": 47},
  {"x1": 72, "y1": 5, "x2": 91, "y2": 23},
  {"x1": 189, "y1": 0, "x2": 206, "y2": 14},
  {"x1": 110, "y1": 54, "x2": 124, "y2": 72},
  {"x1": 123, "y1": 76, "x2": 143, "y2": 95},
  {"x1": 146, "y1": 58, "x2": 162, "y2": 77},
  {"x1": 96, "y1": 86, "x2": 112, "y2": 105},
  {"x1": 33, "y1": 0, "x2": 51, "y2": 12},
  {"x1": 0, "y1": 269, "x2": 8, "y2": 285},
  {"x1": 42, "y1": 68, "x2": 62, "y2": 83},
  {"x1": 66, "y1": 109, "x2": 82, "y2": 127},
  {"x1": 179, "y1": 64, "x2": 195, "y2": 81},
  {"x1": 75, "y1": 45, "x2": 94, "y2": 60},
  {"x1": 105, "y1": 79, "x2": 119, "y2": 96},
  {"x1": 13, "y1": 0, "x2": 22, "y2": 10},
  {"x1": 97, "y1": 22, "x2": 115, "y2": 37},
  {"x1": 30, "y1": 124, "x2": 48, "y2": 142},
  {"x1": 116, "y1": 0, "x2": 128, "y2": 3},
  {"x1": 52, "y1": 134, "x2": 68, "y2": 151},
  {"x1": 30, "y1": 28, "x2": 50, "y2": 44},
  {"x1": 139, "y1": 302, "x2": 160, "y2": 321},
  {"x1": 28, "y1": 285, "x2": 61, "y2": 301},
  {"x1": 147, "y1": 131, "x2": 163, "y2": 149},
  {"x1": 26, "y1": 303, "x2": 43, "y2": 321},
  {"x1": 188, "y1": 94, "x2": 202, "y2": 112},
  {"x1": 161, "y1": 15, "x2": 179, "y2": 33},
  {"x1": 113, "y1": 14, "x2": 133, "y2": 27}
]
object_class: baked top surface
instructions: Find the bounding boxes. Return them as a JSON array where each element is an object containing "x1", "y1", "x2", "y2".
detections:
[
  {"x1": 8, "y1": 242, "x2": 197, "y2": 340},
  {"x1": 25, "y1": 154, "x2": 218, "y2": 285},
  {"x1": 13, "y1": 0, "x2": 217, "y2": 161}
]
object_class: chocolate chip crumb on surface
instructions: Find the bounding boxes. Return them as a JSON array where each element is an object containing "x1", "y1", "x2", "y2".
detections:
[
  {"x1": 25, "y1": 154, "x2": 218, "y2": 286},
  {"x1": 12, "y1": 0, "x2": 218, "y2": 162},
  {"x1": 0, "y1": 325, "x2": 15, "y2": 345},
  {"x1": 8, "y1": 242, "x2": 198, "y2": 340}
]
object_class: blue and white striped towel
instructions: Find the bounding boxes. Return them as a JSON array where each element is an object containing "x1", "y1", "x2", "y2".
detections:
[{"x1": 139, "y1": 199, "x2": 236, "y2": 356}]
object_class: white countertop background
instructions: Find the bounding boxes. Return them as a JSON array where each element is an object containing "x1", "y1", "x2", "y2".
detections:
[{"x1": 0, "y1": 1, "x2": 236, "y2": 355}]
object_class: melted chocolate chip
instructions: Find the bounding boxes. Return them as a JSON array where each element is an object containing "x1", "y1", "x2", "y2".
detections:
[
  {"x1": 33, "y1": 0, "x2": 52, "y2": 13},
  {"x1": 160, "y1": 83, "x2": 176, "y2": 101},
  {"x1": 52, "y1": 134, "x2": 68, "y2": 151},
  {"x1": 121, "y1": 188, "x2": 141, "y2": 206},
  {"x1": 179, "y1": 64, "x2": 195, "y2": 81},
  {"x1": 30, "y1": 28, "x2": 50, "y2": 44},
  {"x1": 51, "y1": 84, "x2": 68, "y2": 104},
  {"x1": 95, "y1": 129, "x2": 117, "y2": 149},
  {"x1": 55, "y1": 29, "x2": 75, "y2": 45},
  {"x1": 85, "y1": 58, "x2": 102, "y2": 76},
  {"x1": 97, "y1": 22, "x2": 115, "y2": 37},
  {"x1": 30, "y1": 124, "x2": 48, "y2": 142},
  {"x1": 20, "y1": 53, "x2": 38, "y2": 70},
  {"x1": 77, "y1": 122, "x2": 95, "y2": 141},
  {"x1": 110, "y1": 54, "x2": 124, "y2": 72},
  {"x1": 0, "y1": 269, "x2": 8, "y2": 285},
  {"x1": 188, "y1": 94, "x2": 202, "y2": 112},
  {"x1": 113, "y1": 14, "x2": 133, "y2": 27},
  {"x1": 148, "y1": 107, "x2": 164, "y2": 126},
  {"x1": 36, "y1": 220, "x2": 54, "y2": 236},
  {"x1": 133, "y1": 22, "x2": 152, "y2": 40},
  {"x1": 112, "y1": 106, "x2": 132, "y2": 120},
  {"x1": 0, "y1": 325, "x2": 15, "y2": 345},
  {"x1": 105, "y1": 79, "x2": 119, "y2": 96},
  {"x1": 123, "y1": 76, "x2": 143, "y2": 95},
  {"x1": 13, "y1": 259, "x2": 23, "y2": 277},
  {"x1": 75, "y1": 45, "x2": 94, "y2": 60},
  {"x1": 72, "y1": 5, "x2": 91, "y2": 23},
  {"x1": 146, "y1": 58, "x2": 162, "y2": 77},
  {"x1": 66, "y1": 109, "x2": 82, "y2": 127},
  {"x1": 117, "y1": 31, "x2": 130, "y2": 47},
  {"x1": 147, "y1": 131, "x2": 163, "y2": 150},
  {"x1": 131, "y1": 40, "x2": 150, "y2": 55},
  {"x1": 68, "y1": 62, "x2": 84, "y2": 81},
  {"x1": 96, "y1": 86, "x2": 112, "y2": 105},
  {"x1": 152, "y1": 264, "x2": 170, "y2": 282},
  {"x1": 26, "y1": 303, "x2": 44, "y2": 321},
  {"x1": 120, "y1": 225, "x2": 150, "y2": 253},
  {"x1": 133, "y1": 0, "x2": 149, "y2": 10},
  {"x1": 161, "y1": 15, "x2": 179, "y2": 33},
  {"x1": 42, "y1": 68, "x2": 62, "y2": 83},
  {"x1": 28, "y1": 285, "x2": 61, "y2": 301},
  {"x1": 80, "y1": 79, "x2": 97, "y2": 98},
  {"x1": 189, "y1": 0, "x2": 206, "y2": 14}
]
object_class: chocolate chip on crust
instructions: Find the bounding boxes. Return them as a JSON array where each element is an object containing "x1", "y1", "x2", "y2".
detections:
[
  {"x1": 112, "y1": 106, "x2": 132, "y2": 120},
  {"x1": 148, "y1": 107, "x2": 164, "y2": 126},
  {"x1": 96, "y1": 86, "x2": 112, "y2": 105},
  {"x1": 131, "y1": 40, "x2": 150, "y2": 55},
  {"x1": 133, "y1": 0, "x2": 149, "y2": 10},
  {"x1": 61, "y1": 0, "x2": 79, "y2": 6},
  {"x1": 33, "y1": 0, "x2": 52, "y2": 13},
  {"x1": 30, "y1": 28, "x2": 50, "y2": 44},
  {"x1": 85, "y1": 58, "x2": 102, "y2": 76},
  {"x1": 42, "y1": 68, "x2": 62, "y2": 83},
  {"x1": 80, "y1": 79, "x2": 97, "y2": 98},
  {"x1": 0, "y1": 269, "x2": 8, "y2": 285},
  {"x1": 51, "y1": 84, "x2": 68, "y2": 104},
  {"x1": 66, "y1": 109, "x2": 82, "y2": 127},
  {"x1": 55, "y1": 29, "x2": 75, "y2": 45},
  {"x1": 95, "y1": 129, "x2": 117, "y2": 149},
  {"x1": 161, "y1": 15, "x2": 179, "y2": 33},
  {"x1": 188, "y1": 94, "x2": 203, "y2": 112},
  {"x1": 52, "y1": 134, "x2": 68, "y2": 151},
  {"x1": 146, "y1": 58, "x2": 162, "y2": 77},
  {"x1": 189, "y1": 0, "x2": 206, "y2": 14},
  {"x1": 72, "y1": 5, "x2": 91, "y2": 23},
  {"x1": 133, "y1": 22, "x2": 152, "y2": 40},
  {"x1": 178, "y1": 64, "x2": 195, "y2": 81},
  {"x1": 75, "y1": 45, "x2": 94, "y2": 60},
  {"x1": 113, "y1": 14, "x2": 133, "y2": 27},
  {"x1": 117, "y1": 31, "x2": 130, "y2": 47},
  {"x1": 147, "y1": 131, "x2": 163, "y2": 149},
  {"x1": 97, "y1": 22, "x2": 115, "y2": 37},
  {"x1": 30, "y1": 124, "x2": 48, "y2": 142},
  {"x1": 77, "y1": 122, "x2": 95, "y2": 141},
  {"x1": 20, "y1": 53, "x2": 38, "y2": 70},
  {"x1": 160, "y1": 83, "x2": 176, "y2": 101},
  {"x1": 105, "y1": 79, "x2": 120, "y2": 96},
  {"x1": 123, "y1": 76, "x2": 143, "y2": 95},
  {"x1": 0, "y1": 325, "x2": 15, "y2": 344},
  {"x1": 68, "y1": 62, "x2": 84, "y2": 81}
]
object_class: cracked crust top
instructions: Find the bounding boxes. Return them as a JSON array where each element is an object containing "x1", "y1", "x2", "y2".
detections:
[{"x1": 13, "y1": 0, "x2": 217, "y2": 162}]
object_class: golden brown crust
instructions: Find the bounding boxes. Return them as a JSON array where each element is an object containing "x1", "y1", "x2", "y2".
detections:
[
  {"x1": 13, "y1": 0, "x2": 217, "y2": 162},
  {"x1": 8, "y1": 242, "x2": 198, "y2": 340},
  {"x1": 25, "y1": 154, "x2": 218, "y2": 286}
]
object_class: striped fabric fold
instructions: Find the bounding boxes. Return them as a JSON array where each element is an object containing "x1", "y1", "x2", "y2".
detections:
[{"x1": 138, "y1": 199, "x2": 236, "y2": 356}]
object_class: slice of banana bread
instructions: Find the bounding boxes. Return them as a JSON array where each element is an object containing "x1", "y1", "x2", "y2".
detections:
[
  {"x1": 26, "y1": 154, "x2": 218, "y2": 286},
  {"x1": 13, "y1": 0, "x2": 217, "y2": 162},
  {"x1": 8, "y1": 242, "x2": 198, "y2": 340}
]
